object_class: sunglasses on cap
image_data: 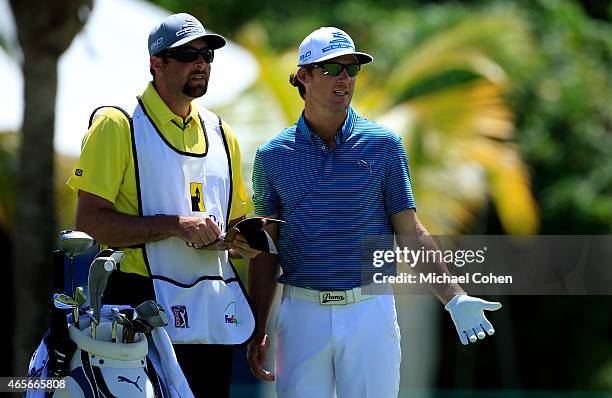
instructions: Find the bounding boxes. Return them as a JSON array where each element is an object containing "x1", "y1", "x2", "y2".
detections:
[
  {"x1": 163, "y1": 47, "x2": 215, "y2": 63},
  {"x1": 310, "y1": 62, "x2": 361, "y2": 77}
]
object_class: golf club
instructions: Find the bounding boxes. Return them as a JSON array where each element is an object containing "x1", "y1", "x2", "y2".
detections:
[
  {"x1": 53, "y1": 293, "x2": 78, "y2": 310},
  {"x1": 73, "y1": 286, "x2": 87, "y2": 329},
  {"x1": 74, "y1": 286, "x2": 87, "y2": 307},
  {"x1": 91, "y1": 318, "x2": 99, "y2": 339},
  {"x1": 119, "y1": 312, "x2": 135, "y2": 343},
  {"x1": 48, "y1": 294, "x2": 76, "y2": 377},
  {"x1": 53, "y1": 293, "x2": 81, "y2": 331},
  {"x1": 59, "y1": 231, "x2": 94, "y2": 295},
  {"x1": 87, "y1": 250, "x2": 123, "y2": 338},
  {"x1": 131, "y1": 318, "x2": 153, "y2": 334},
  {"x1": 111, "y1": 308, "x2": 122, "y2": 343},
  {"x1": 131, "y1": 313, "x2": 167, "y2": 334},
  {"x1": 134, "y1": 300, "x2": 169, "y2": 327}
]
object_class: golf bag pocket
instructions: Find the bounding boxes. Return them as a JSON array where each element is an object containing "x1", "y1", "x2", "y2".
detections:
[{"x1": 53, "y1": 323, "x2": 160, "y2": 398}]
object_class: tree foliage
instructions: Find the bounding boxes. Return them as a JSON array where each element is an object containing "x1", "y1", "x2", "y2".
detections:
[
  {"x1": 1, "y1": 0, "x2": 609, "y2": 389},
  {"x1": 8, "y1": 0, "x2": 91, "y2": 374},
  {"x1": 198, "y1": 0, "x2": 612, "y2": 391}
]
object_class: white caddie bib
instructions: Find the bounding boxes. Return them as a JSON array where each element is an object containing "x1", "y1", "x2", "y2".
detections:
[{"x1": 130, "y1": 100, "x2": 255, "y2": 345}]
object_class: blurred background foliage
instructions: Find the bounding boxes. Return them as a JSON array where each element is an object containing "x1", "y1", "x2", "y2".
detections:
[
  {"x1": 2, "y1": 0, "x2": 612, "y2": 394},
  {"x1": 146, "y1": 0, "x2": 612, "y2": 237},
  {"x1": 145, "y1": 0, "x2": 612, "y2": 393}
]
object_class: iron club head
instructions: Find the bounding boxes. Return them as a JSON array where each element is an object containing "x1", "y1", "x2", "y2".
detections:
[
  {"x1": 134, "y1": 300, "x2": 168, "y2": 328},
  {"x1": 53, "y1": 293, "x2": 78, "y2": 310},
  {"x1": 74, "y1": 287, "x2": 87, "y2": 307}
]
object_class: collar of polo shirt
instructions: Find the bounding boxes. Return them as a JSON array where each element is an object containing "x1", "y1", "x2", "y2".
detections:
[
  {"x1": 297, "y1": 106, "x2": 357, "y2": 147},
  {"x1": 142, "y1": 82, "x2": 200, "y2": 130}
]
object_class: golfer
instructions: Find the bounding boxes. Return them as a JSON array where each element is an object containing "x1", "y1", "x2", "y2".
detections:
[{"x1": 247, "y1": 27, "x2": 502, "y2": 398}]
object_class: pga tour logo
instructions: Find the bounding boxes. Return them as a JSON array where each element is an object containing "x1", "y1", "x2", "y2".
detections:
[
  {"x1": 224, "y1": 302, "x2": 239, "y2": 326},
  {"x1": 171, "y1": 305, "x2": 189, "y2": 328}
]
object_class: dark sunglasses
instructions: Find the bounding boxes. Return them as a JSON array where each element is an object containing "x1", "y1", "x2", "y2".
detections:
[
  {"x1": 311, "y1": 62, "x2": 361, "y2": 77},
  {"x1": 164, "y1": 47, "x2": 215, "y2": 63}
]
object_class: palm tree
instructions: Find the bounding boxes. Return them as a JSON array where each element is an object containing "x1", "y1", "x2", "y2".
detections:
[
  {"x1": 363, "y1": 13, "x2": 540, "y2": 235},
  {"x1": 364, "y1": 14, "x2": 539, "y2": 234},
  {"x1": 221, "y1": 15, "x2": 539, "y2": 235},
  {"x1": 9, "y1": 0, "x2": 91, "y2": 373}
]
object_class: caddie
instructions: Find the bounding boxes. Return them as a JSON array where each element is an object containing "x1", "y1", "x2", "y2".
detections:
[{"x1": 67, "y1": 13, "x2": 260, "y2": 398}]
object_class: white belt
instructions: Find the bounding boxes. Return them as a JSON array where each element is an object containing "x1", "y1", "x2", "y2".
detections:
[{"x1": 283, "y1": 284, "x2": 374, "y2": 305}]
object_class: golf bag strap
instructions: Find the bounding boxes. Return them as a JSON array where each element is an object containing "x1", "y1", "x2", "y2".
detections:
[
  {"x1": 79, "y1": 350, "x2": 101, "y2": 398},
  {"x1": 92, "y1": 366, "x2": 118, "y2": 398},
  {"x1": 145, "y1": 356, "x2": 165, "y2": 398}
]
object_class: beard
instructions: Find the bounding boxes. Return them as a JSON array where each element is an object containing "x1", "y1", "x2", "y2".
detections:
[{"x1": 182, "y1": 77, "x2": 208, "y2": 98}]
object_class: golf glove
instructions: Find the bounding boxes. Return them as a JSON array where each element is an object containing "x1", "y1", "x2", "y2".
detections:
[{"x1": 445, "y1": 294, "x2": 502, "y2": 345}]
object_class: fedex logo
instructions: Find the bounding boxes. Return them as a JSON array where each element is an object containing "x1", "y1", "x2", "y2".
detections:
[{"x1": 224, "y1": 302, "x2": 240, "y2": 327}]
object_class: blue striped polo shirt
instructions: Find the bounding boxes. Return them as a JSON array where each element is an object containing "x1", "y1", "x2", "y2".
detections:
[{"x1": 252, "y1": 107, "x2": 416, "y2": 290}]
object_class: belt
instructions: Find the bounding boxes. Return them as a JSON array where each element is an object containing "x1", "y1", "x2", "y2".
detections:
[{"x1": 283, "y1": 284, "x2": 374, "y2": 305}]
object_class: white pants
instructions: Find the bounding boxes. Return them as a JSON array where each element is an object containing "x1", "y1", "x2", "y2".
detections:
[{"x1": 274, "y1": 287, "x2": 401, "y2": 398}]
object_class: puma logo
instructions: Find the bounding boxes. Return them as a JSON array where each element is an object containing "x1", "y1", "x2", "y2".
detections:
[
  {"x1": 117, "y1": 375, "x2": 142, "y2": 392},
  {"x1": 358, "y1": 159, "x2": 372, "y2": 173},
  {"x1": 321, "y1": 293, "x2": 345, "y2": 303}
]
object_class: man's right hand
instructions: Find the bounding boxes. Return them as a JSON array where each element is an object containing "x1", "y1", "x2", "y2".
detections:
[
  {"x1": 247, "y1": 332, "x2": 275, "y2": 381},
  {"x1": 445, "y1": 294, "x2": 502, "y2": 345},
  {"x1": 175, "y1": 216, "x2": 222, "y2": 247}
]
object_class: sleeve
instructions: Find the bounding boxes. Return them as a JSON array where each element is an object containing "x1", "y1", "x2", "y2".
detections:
[
  {"x1": 384, "y1": 134, "x2": 417, "y2": 216},
  {"x1": 221, "y1": 120, "x2": 255, "y2": 221},
  {"x1": 65, "y1": 108, "x2": 131, "y2": 204},
  {"x1": 252, "y1": 147, "x2": 281, "y2": 217}
]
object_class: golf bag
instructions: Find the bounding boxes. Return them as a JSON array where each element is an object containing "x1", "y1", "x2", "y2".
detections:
[
  {"x1": 27, "y1": 307, "x2": 193, "y2": 398},
  {"x1": 25, "y1": 231, "x2": 193, "y2": 398},
  {"x1": 53, "y1": 319, "x2": 161, "y2": 398}
]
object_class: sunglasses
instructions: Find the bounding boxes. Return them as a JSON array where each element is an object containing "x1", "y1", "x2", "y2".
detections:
[
  {"x1": 164, "y1": 47, "x2": 215, "y2": 63},
  {"x1": 311, "y1": 62, "x2": 361, "y2": 77}
]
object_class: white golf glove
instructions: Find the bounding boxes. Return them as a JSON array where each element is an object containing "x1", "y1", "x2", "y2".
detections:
[{"x1": 445, "y1": 294, "x2": 502, "y2": 345}]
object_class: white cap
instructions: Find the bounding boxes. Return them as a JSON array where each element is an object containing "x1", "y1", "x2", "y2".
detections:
[{"x1": 297, "y1": 27, "x2": 373, "y2": 66}]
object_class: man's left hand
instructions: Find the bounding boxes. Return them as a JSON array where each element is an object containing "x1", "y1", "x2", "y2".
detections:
[
  {"x1": 229, "y1": 233, "x2": 262, "y2": 259},
  {"x1": 445, "y1": 294, "x2": 502, "y2": 345}
]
